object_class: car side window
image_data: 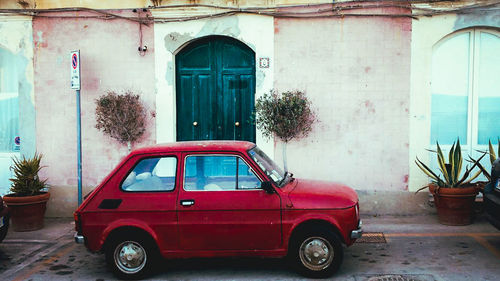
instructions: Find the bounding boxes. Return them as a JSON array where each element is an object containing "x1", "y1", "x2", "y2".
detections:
[
  {"x1": 121, "y1": 157, "x2": 177, "y2": 192},
  {"x1": 238, "y1": 158, "x2": 261, "y2": 189},
  {"x1": 184, "y1": 155, "x2": 261, "y2": 191}
]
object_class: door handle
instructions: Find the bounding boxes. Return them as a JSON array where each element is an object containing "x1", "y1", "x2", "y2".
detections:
[
  {"x1": 235, "y1": 122, "x2": 240, "y2": 127},
  {"x1": 193, "y1": 121, "x2": 198, "y2": 127},
  {"x1": 180, "y1": 199, "x2": 195, "y2": 206}
]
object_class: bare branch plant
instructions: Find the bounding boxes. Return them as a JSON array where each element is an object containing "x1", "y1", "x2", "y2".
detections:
[{"x1": 95, "y1": 91, "x2": 147, "y2": 151}]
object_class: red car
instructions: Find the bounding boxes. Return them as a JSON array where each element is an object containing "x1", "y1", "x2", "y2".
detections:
[
  {"x1": 0, "y1": 196, "x2": 10, "y2": 242},
  {"x1": 74, "y1": 141, "x2": 362, "y2": 279}
]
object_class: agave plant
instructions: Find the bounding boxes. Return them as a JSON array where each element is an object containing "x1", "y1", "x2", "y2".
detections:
[
  {"x1": 416, "y1": 139, "x2": 484, "y2": 192},
  {"x1": 9, "y1": 153, "x2": 48, "y2": 196},
  {"x1": 468, "y1": 139, "x2": 500, "y2": 181}
]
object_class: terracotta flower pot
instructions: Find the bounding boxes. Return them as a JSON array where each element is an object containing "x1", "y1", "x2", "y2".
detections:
[
  {"x1": 3, "y1": 192, "x2": 50, "y2": 232},
  {"x1": 429, "y1": 184, "x2": 480, "y2": 226}
]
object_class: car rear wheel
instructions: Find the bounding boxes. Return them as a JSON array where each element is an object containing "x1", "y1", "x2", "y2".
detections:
[
  {"x1": 290, "y1": 228, "x2": 343, "y2": 278},
  {"x1": 105, "y1": 233, "x2": 158, "y2": 280}
]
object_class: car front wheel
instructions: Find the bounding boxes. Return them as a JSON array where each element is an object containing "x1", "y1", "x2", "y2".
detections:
[
  {"x1": 105, "y1": 233, "x2": 158, "y2": 279},
  {"x1": 290, "y1": 228, "x2": 344, "y2": 278}
]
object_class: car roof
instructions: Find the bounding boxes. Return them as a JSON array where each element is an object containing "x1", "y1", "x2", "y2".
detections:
[{"x1": 129, "y1": 141, "x2": 256, "y2": 155}]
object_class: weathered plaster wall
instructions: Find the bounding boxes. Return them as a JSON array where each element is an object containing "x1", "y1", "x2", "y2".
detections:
[
  {"x1": 409, "y1": 10, "x2": 500, "y2": 192},
  {"x1": 33, "y1": 11, "x2": 156, "y2": 216},
  {"x1": 274, "y1": 11, "x2": 412, "y2": 192},
  {"x1": 0, "y1": 16, "x2": 35, "y2": 195},
  {"x1": 153, "y1": 12, "x2": 275, "y2": 158}
]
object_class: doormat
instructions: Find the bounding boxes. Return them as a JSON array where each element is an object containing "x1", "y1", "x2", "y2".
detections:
[
  {"x1": 355, "y1": 274, "x2": 436, "y2": 281},
  {"x1": 355, "y1": 232, "x2": 386, "y2": 243}
]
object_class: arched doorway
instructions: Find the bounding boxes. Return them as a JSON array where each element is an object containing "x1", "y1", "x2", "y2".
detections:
[{"x1": 175, "y1": 36, "x2": 256, "y2": 142}]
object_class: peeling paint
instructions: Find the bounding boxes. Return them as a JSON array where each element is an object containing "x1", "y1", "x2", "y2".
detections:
[
  {"x1": 363, "y1": 100, "x2": 376, "y2": 114},
  {"x1": 36, "y1": 31, "x2": 44, "y2": 43},
  {"x1": 197, "y1": 16, "x2": 240, "y2": 38},
  {"x1": 164, "y1": 32, "x2": 193, "y2": 53},
  {"x1": 454, "y1": 9, "x2": 500, "y2": 30},
  {"x1": 34, "y1": 30, "x2": 47, "y2": 48},
  {"x1": 256, "y1": 69, "x2": 265, "y2": 89}
]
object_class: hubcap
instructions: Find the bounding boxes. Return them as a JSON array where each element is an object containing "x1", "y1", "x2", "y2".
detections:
[
  {"x1": 299, "y1": 236, "x2": 334, "y2": 271},
  {"x1": 114, "y1": 241, "x2": 147, "y2": 274}
]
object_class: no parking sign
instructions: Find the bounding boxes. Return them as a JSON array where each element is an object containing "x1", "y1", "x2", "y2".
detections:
[{"x1": 71, "y1": 50, "x2": 80, "y2": 90}]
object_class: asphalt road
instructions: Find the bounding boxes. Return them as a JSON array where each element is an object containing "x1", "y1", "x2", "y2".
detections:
[{"x1": 1, "y1": 216, "x2": 499, "y2": 281}]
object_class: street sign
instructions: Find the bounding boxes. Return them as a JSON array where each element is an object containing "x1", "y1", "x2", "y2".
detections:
[
  {"x1": 70, "y1": 50, "x2": 83, "y2": 205},
  {"x1": 71, "y1": 50, "x2": 81, "y2": 90}
]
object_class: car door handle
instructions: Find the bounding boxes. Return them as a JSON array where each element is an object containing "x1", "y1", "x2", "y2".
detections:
[{"x1": 180, "y1": 199, "x2": 195, "y2": 206}]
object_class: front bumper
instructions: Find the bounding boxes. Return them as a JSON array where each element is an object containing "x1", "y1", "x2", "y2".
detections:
[
  {"x1": 350, "y1": 220, "x2": 363, "y2": 239},
  {"x1": 74, "y1": 233, "x2": 85, "y2": 244}
]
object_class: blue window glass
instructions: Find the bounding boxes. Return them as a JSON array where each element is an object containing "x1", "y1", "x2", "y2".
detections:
[
  {"x1": 121, "y1": 157, "x2": 177, "y2": 192},
  {"x1": 184, "y1": 155, "x2": 261, "y2": 191},
  {"x1": 477, "y1": 32, "x2": 500, "y2": 145},
  {"x1": 430, "y1": 33, "x2": 470, "y2": 145},
  {"x1": 0, "y1": 48, "x2": 19, "y2": 152}
]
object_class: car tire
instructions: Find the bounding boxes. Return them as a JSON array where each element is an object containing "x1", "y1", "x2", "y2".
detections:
[
  {"x1": 289, "y1": 227, "x2": 344, "y2": 278},
  {"x1": 0, "y1": 215, "x2": 9, "y2": 243},
  {"x1": 105, "y1": 232, "x2": 159, "y2": 280}
]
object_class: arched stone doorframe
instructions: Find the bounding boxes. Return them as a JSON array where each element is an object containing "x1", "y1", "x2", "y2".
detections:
[{"x1": 153, "y1": 13, "x2": 275, "y2": 159}]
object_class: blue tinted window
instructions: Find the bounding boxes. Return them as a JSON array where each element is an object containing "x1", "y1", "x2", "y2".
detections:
[
  {"x1": 184, "y1": 155, "x2": 261, "y2": 191},
  {"x1": 122, "y1": 157, "x2": 177, "y2": 192}
]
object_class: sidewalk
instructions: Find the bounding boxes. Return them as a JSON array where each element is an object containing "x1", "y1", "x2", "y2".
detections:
[
  {"x1": 1, "y1": 214, "x2": 499, "y2": 281},
  {"x1": 3, "y1": 218, "x2": 74, "y2": 242}
]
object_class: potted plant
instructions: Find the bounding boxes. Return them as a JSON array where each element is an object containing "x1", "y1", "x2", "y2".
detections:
[
  {"x1": 416, "y1": 139, "x2": 483, "y2": 225},
  {"x1": 469, "y1": 139, "x2": 499, "y2": 186},
  {"x1": 2, "y1": 153, "x2": 50, "y2": 231}
]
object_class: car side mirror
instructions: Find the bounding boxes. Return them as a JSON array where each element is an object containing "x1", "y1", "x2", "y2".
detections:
[{"x1": 261, "y1": 181, "x2": 275, "y2": 194}]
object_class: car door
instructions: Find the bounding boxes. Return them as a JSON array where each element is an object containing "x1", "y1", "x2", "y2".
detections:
[{"x1": 177, "y1": 152, "x2": 282, "y2": 251}]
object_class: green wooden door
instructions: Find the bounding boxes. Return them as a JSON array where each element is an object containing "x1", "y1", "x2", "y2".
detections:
[{"x1": 176, "y1": 36, "x2": 256, "y2": 142}]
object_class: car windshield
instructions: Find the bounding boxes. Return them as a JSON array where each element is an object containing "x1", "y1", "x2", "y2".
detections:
[{"x1": 248, "y1": 146, "x2": 286, "y2": 187}]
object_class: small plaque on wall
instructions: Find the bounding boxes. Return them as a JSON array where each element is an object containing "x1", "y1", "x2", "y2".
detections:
[{"x1": 259, "y1": 57, "x2": 270, "y2": 68}]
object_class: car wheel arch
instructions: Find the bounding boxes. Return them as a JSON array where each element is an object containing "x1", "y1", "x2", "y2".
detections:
[
  {"x1": 101, "y1": 224, "x2": 159, "y2": 253},
  {"x1": 287, "y1": 219, "x2": 345, "y2": 251}
]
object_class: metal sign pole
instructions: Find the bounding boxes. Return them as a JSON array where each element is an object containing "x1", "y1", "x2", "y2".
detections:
[
  {"x1": 76, "y1": 89, "x2": 82, "y2": 206},
  {"x1": 71, "y1": 50, "x2": 82, "y2": 206}
]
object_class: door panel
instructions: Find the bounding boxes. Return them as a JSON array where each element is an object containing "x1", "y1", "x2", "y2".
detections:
[
  {"x1": 177, "y1": 153, "x2": 282, "y2": 251},
  {"x1": 176, "y1": 36, "x2": 256, "y2": 142},
  {"x1": 239, "y1": 74, "x2": 255, "y2": 141},
  {"x1": 222, "y1": 74, "x2": 237, "y2": 140},
  {"x1": 177, "y1": 191, "x2": 282, "y2": 251}
]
